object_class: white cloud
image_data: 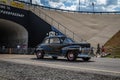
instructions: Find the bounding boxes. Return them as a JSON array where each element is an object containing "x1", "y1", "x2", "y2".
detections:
[
  {"x1": 97, "y1": 0, "x2": 106, "y2": 5},
  {"x1": 106, "y1": 5, "x2": 120, "y2": 11},
  {"x1": 48, "y1": 0, "x2": 78, "y2": 10},
  {"x1": 32, "y1": 0, "x2": 41, "y2": 4},
  {"x1": 60, "y1": 5, "x2": 77, "y2": 10},
  {"x1": 106, "y1": 5, "x2": 116, "y2": 11},
  {"x1": 49, "y1": 1, "x2": 64, "y2": 8},
  {"x1": 118, "y1": 0, "x2": 120, "y2": 4},
  {"x1": 35, "y1": 0, "x2": 120, "y2": 11}
]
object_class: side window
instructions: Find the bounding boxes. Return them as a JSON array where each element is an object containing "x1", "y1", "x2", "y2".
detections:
[
  {"x1": 63, "y1": 38, "x2": 74, "y2": 44},
  {"x1": 44, "y1": 39, "x2": 49, "y2": 44},
  {"x1": 63, "y1": 39, "x2": 68, "y2": 43},
  {"x1": 50, "y1": 38, "x2": 60, "y2": 44}
]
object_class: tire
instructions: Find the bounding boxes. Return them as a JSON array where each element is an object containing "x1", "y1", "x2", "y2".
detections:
[
  {"x1": 67, "y1": 51, "x2": 77, "y2": 61},
  {"x1": 36, "y1": 50, "x2": 44, "y2": 59},
  {"x1": 82, "y1": 57, "x2": 91, "y2": 61},
  {"x1": 52, "y1": 56, "x2": 58, "y2": 60}
]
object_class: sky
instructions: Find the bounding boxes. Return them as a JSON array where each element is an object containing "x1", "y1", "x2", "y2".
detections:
[{"x1": 23, "y1": 0, "x2": 120, "y2": 12}]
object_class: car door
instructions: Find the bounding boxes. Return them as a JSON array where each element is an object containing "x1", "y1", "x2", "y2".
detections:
[
  {"x1": 48, "y1": 37, "x2": 63, "y2": 55},
  {"x1": 40, "y1": 38, "x2": 52, "y2": 54}
]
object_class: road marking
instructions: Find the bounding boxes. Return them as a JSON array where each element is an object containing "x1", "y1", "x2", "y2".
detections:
[{"x1": 1, "y1": 58, "x2": 120, "y2": 74}]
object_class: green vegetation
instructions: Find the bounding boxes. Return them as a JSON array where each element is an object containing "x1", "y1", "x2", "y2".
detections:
[{"x1": 104, "y1": 31, "x2": 120, "y2": 58}]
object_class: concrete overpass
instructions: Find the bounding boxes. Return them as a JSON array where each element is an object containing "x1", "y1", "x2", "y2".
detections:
[
  {"x1": 0, "y1": 19, "x2": 28, "y2": 48},
  {"x1": 0, "y1": 0, "x2": 120, "y2": 48},
  {"x1": 0, "y1": 2, "x2": 51, "y2": 48}
]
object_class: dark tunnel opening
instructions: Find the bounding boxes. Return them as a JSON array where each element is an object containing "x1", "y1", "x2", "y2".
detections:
[{"x1": 0, "y1": 19, "x2": 28, "y2": 48}]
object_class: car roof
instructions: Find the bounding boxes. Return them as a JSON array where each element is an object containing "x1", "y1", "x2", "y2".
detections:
[{"x1": 46, "y1": 35, "x2": 66, "y2": 39}]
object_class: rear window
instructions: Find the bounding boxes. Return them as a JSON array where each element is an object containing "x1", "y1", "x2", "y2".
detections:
[{"x1": 49, "y1": 37, "x2": 60, "y2": 44}]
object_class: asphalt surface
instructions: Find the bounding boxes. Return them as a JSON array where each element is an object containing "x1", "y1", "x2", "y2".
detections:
[{"x1": 0, "y1": 54, "x2": 120, "y2": 80}]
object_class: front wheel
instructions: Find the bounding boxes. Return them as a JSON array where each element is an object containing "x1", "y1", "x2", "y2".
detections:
[
  {"x1": 82, "y1": 57, "x2": 91, "y2": 61},
  {"x1": 67, "y1": 51, "x2": 77, "y2": 61},
  {"x1": 36, "y1": 50, "x2": 44, "y2": 59}
]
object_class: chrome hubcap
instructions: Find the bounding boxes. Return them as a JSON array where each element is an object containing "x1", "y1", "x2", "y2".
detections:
[
  {"x1": 38, "y1": 52, "x2": 41, "y2": 56},
  {"x1": 69, "y1": 53, "x2": 74, "y2": 58}
]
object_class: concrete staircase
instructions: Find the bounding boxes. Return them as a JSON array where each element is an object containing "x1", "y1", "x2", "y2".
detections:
[{"x1": 2, "y1": 0, "x2": 120, "y2": 47}]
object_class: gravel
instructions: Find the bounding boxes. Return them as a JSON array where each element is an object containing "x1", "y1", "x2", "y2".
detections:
[{"x1": 0, "y1": 61, "x2": 120, "y2": 80}]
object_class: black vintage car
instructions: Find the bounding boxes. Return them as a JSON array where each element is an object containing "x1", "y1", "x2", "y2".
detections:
[{"x1": 35, "y1": 35, "x2": 93, "y2": 61}]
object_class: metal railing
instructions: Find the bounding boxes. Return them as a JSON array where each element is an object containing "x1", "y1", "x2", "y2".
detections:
[
  {"x1": 0, "y1": 0, "x2": 83, "y2": 42},
  {"x1": 1, "y1": 0, "x2": 120, "y2": 43},
  {"x1": 11, "y1": 0, "x2": 84, "y2": 42},
  {"x1": 0, "y1": 48, "x2": 35, "y2": 54}
]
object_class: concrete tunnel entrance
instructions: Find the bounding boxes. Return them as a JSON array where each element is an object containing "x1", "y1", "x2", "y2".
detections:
[{"x1": 0, "y1": 19, "x2": 28, "y2": 48}]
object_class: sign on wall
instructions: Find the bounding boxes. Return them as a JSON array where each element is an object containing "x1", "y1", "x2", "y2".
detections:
[
  {"x1": 0, "y1": 4, "x2": 25, "y2": 18},
  {"x1": 0, "y1": 0, "x2": 7, "y2": 4},
  {"x1": 10, "y1": 1, "x2": 24, "y2": 9}
]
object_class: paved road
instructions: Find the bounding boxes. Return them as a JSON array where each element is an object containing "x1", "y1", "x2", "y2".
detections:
[{"x1": 0, "y1": 54, "x2": 120, "y2": 76}]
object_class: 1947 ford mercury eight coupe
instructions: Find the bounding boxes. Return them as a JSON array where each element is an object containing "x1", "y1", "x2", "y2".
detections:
[{"x1": 34, "y1": 35, "x2": 93, "y2": 61}]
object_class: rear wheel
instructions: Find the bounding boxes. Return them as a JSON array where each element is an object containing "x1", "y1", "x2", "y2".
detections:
[
  {"x1": 36, "y1": 50, "x2": 44, "y2": 59},
  {"x1": 67, "y1": 51, "x2": 77, "y2": 61},
  {"x1": 82, "y1": 57, "x2": 91, "y2": 61}
]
